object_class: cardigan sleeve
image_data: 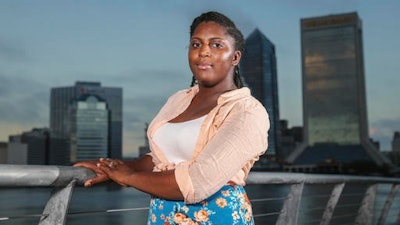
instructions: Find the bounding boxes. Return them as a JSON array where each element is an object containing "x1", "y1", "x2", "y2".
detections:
[{"x1": 174, "y1": 98, "x2": 269, "y2": 204}]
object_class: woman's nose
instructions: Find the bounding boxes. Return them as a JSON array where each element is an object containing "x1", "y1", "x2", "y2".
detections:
[{"x1": 199, "y1": 44, "x2": 211, "y2": 57}]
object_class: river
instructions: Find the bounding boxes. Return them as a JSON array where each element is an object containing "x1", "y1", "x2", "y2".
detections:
[{"x1": 1, "y1": 183, "x2": 399, "y2": 225}]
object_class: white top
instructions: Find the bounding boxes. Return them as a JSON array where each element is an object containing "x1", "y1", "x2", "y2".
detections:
[{"x1": 153, "y1": 115, "x2": 206, "y2": 163}]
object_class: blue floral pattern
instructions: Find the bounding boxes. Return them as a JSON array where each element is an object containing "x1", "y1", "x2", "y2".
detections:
[{"x1": 147, "y1": 185, "x2": 254, "y2": 225}]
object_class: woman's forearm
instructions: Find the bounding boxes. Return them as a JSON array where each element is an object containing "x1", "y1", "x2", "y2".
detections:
[
  {"x1": 124, "y1": 155, "x2": 154, "y2": 172},
  {"x1": 98, "y1": 158, "x2": 184, "y2": 201},
  {"x1": 108, "y1": 167, "x2": 184, "y2": 200},
  {"x1": 124, "y1": 170, "x2": 184, "y2": 200}
]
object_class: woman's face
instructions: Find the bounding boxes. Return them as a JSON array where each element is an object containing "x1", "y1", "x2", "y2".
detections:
[{"x1": 188, "y1": 21, "x2": 241, "y2": 88}]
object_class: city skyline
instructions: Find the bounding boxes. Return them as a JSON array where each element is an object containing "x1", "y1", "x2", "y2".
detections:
[
  {"x1": 0, "y1": 1, "x2": 399, "y2": 157},
  {"x1": 50, "y1": 81, "x2": 122, "y2": 163}
]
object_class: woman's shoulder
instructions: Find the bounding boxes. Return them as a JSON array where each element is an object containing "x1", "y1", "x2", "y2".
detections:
[
  {"x1": 167, "y1": 86, "x2": 198, "y2": 101},
  {"x1": 220, "y1": 87, "x2": 263, "y2": 108},
  {"x1": 217, "y1": 88, "x2": 268, "y2": 119}
]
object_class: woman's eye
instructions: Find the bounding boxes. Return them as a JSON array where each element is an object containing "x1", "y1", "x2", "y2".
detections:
[
  {"x1": 191, "y1": 42, "x2": 201, "y2": 48},
  {"x1": 210, "y1": 42, "x2": 223, "y2": 49}
]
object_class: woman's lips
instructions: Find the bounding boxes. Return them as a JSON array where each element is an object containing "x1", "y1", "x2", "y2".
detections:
[{"x1": 197, "y1": 63, "x2": 212, "y2": 70}]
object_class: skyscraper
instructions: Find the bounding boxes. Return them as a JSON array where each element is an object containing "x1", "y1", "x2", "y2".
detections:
[
  {"x1": 50, "y1": 81, "x2": 122, "y2": 163},
  {"x1": 240, "y1": 29, "x2": 280, "y2": 158},
  {"x1": 69, "y1": 94, "x2": 109, "y2": 161},
  {"x1": 287, "y1": 12, "x2": 390, "y2": 166},
  {"x1": 392, "y1": 132, "x2": 400, "y2": 165},
  {"x1": 393, "y1": 132, "x2": 400, "y2": 152},
  {"x1": 8, "y1": 128, "x2": 49, "y2": 165},
  {"x1": 0, "y1": 142, "x2": 7, "y2": 164}
]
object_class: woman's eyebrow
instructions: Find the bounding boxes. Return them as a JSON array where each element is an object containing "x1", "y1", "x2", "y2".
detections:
[{"x1": 190, "y1": 36, "x2": 225, "y2": 41}]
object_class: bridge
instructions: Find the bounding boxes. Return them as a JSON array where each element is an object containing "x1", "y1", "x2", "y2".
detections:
[{"x1": 1, "y1": 164, "x2": 400, "y2": 225}]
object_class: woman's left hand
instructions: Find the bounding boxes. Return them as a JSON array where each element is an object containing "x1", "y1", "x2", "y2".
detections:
[
  {"x1": 73, "y1": 159, "x2": 110, "y2": 187},
  {"x1": 97, "y1": 158, "x2": 135, "y2": 187}
]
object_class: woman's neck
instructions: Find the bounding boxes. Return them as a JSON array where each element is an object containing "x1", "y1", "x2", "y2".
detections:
[{"x1": 196, "y1": 83, "x2": 237, "y2": 98}]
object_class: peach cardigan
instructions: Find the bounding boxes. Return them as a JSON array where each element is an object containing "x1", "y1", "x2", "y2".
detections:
[{"x1": 147, "y1": 85, "x2": 270, "y2": 204}]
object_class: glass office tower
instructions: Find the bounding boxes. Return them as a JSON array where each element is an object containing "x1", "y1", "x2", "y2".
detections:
[
  {"x1": 70, "y1": 94, "x2": 109, "y2": 162},
  {"x1": 240, "y1": 29, "x2": 280, "y2": 157},
  {"x1": 292, "y1": 12, "x2": 390, "y2": 166},
  {"x1": 50, "y1": 81, "x2": 122, "y2": 164},
  {"x1": 301, "y1": 12, "x2": 367, "y2": 146}
]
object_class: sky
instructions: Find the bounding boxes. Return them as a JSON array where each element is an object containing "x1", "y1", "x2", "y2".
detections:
[{"x1": 0, "y1": 0, "x2": 399, "y2": 157}]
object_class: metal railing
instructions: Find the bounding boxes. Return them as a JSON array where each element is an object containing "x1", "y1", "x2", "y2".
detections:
[
  {"x1": 0, "y1": 164, "x2": 94, "y2": 225},
  {"x1": 1, "y1": 164, "x2": 400, "y2": 225},
  {"x1": 247, "y1": 172, "x2": 400, "y2": 225}
]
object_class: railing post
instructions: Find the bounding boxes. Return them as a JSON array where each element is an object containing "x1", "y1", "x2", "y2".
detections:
[
  {"x1": 354, "y1": 184, "x2": 377, "y2": 225},
  {"x1": 38, "y1": 179, "x2": 76, "y2": 225},
  {"x1": 320, "y1": 182, "x2": 345, "y2": 225},
  {"x1": 397, "y1": 209, "x2": 400, "y2": 225},
  {"x1": 275, "y1": 182, "x2": 304, "y2": 225},
  {"x1": 377, "y1": 184, "x2": 400, "y2": 225}
]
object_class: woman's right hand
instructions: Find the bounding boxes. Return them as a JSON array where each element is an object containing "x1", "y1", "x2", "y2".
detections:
[{"x1": 74, "y1": 158, "x2": 110, "y2": 187}]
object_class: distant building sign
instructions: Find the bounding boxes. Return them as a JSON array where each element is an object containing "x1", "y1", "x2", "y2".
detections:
[{"x1": 302, "y1": 15, "x2": 356, "y2": 28}]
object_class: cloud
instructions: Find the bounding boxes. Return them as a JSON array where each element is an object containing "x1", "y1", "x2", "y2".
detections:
[
  {"x1": 0, "y1": 74, "x2": 49, "y2": 125},
  {"x1": 0, "y1": 74, "x2": 49, "y2": 142},
  {"x1": 0, "y1": 38, "x2": 28, "y2": 62}
]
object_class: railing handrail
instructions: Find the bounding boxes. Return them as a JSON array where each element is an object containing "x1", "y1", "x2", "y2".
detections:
[
  {"x1": 1, "y1": 164, "x2": 399, "y2": 187},
  {"x1": 0, "y1": 164, "x2": 95, "y2": 187},
  {"x1": 1, "y1": 164, "x2": 400, "y2": 225},
  {"x1": 247, "y1": 171, "x2": 400, "y2": 185}
]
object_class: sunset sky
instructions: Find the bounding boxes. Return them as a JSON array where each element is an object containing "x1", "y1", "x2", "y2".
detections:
[{"x1": 0, "y1": 0, "x2": 399, "y2": 156}]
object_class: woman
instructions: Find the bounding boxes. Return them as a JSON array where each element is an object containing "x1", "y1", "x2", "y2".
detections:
[{"x1": 75, "y1": 11, "x2": 269, "y2": 225}]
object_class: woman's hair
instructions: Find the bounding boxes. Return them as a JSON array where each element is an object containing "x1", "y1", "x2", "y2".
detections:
[{"x1": 189, "y1": 11, "x2": 245, "y2": 88}]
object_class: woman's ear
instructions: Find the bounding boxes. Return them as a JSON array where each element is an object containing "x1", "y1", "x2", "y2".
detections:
[{"x1": 232, "y1": 50, "x2": 242, "y2": 66}]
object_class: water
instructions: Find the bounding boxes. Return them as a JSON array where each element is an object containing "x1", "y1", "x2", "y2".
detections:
[
  {"x1": 0, "y1": 184, "x2": 151, "y2": 225},
  {"x1": 1, "y1": 183, "x2": 399, "y2": 225}
]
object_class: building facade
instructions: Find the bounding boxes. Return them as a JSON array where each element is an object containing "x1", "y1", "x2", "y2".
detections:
[
  {"x1": 301, "y1": 12, "x2": 367, "y2": 146},
  {"x1": 240, "y1": 29, "x2": 280, "y2": 158},
  {"x1": 50, "y1": 81, "x2": 122, "y2": 164},
  {"x1": 287, "y1": 12, "x2": 390, "y2": 167},
  {"x1": 70, "y1": 94, "x2": 109, "y2": 162},
  {"x1": 392, "y1": 132, "x2": 400, "y2": 165},
  {"x1": 393, "y1": 132, "x2": 400, "y2": 152},
  {"x1": 8, "y1": 128, "x2": 49, "y2": 165},
  {"x1": 0, "y1": 142, "x2": 7, "y2": 164}
]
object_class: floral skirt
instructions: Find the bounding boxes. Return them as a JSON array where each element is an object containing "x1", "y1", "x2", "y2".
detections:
[{"x1": 147, "y1": 185, "x2": 254, "y2": 225}]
